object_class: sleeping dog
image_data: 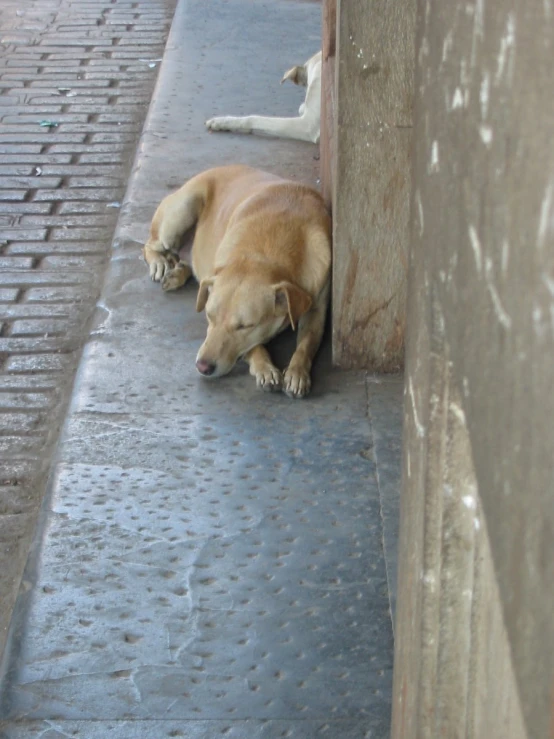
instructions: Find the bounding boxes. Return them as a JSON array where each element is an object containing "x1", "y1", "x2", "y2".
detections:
[{"x1": 142, "y1": 164, "x2": 331, "y2": 398}]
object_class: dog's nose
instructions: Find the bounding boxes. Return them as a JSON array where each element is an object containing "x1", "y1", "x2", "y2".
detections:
[{"x1": 196, "y1": 359, "x2": 216, "y2": 376}]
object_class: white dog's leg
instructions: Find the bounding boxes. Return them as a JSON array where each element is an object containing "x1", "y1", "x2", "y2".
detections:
[
  {"x1": 206, "y1": 114, "x2": 319, "y2": 143},
  {"x1": 206, "y1": 61, "x2": 321, "y2": 144}
]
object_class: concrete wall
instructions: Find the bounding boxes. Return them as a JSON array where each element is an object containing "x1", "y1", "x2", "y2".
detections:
[{"x1": 391, "y1": 0, "x2": 554, "y2": 736}]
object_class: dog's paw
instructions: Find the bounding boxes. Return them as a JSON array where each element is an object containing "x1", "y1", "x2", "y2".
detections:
[
  {"x1": 148, "y1": 254, "x2": 171, "y2": 281},
  {"x1": 283, "y1": 366, "x2": 311, "y2": 399},
  {"x1": 206, "y1": 116, "x2": 228, "y2": 132},
  {"x1": 146, "y1": 250, "x2": 179, "y2": 283},
  {"x1": 162, "y1": 263, "x2": 191, "y2": 292},
  {"x1": 161, "y1": 272, "x2": 182, "y2": 292},
  {"x1": 255, "y1": 365, "x2": 283, "y2": 393}
]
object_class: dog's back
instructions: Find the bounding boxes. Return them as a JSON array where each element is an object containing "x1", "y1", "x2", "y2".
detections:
[{"x1": 191, "y1": 166, "x2": 330, "y2": 288}]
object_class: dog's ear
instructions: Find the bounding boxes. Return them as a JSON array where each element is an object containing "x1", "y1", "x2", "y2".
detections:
[
  {"x1": 196, "y1": 277, "x2": 214, "y2": 312},
  {"x1": 273, "y1": 282, "x2": 312, "y2": 331},
  {"x1": 281, "y1": 65, "x2": 307, "y2": 87}
]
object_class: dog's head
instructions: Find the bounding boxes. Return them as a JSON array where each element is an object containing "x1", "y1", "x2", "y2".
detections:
[{"x1": 195, "y1": 269, "x2": 312, "y2": 378}]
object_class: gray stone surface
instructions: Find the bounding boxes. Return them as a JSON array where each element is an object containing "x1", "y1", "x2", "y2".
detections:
[
  {"x1": 0, "y1": 718, "x2": 390, "y2": 738},
  {"x1": 0, "y1": 0, "x2": 403, "y2": 735},
  {"x1": 366, "y1": 375, "x2": 403, "y2": 633},
  {"x1": 2, "y1": 358, "x2": 393, "y2": 725}
]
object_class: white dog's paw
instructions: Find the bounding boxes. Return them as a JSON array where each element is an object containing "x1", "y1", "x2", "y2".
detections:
[
  {"x1": 206, "y1": 116, "x2": 251, "y2": 134},
  {"x1": 255, "y1": 365, "x2": 283, "y2": 393},
  {"x1": 206, "y1": 116, "x2": 229, "y2": 132},
  {"x1": 283, "y1": 366, "x2": 311, "y2": 399}
]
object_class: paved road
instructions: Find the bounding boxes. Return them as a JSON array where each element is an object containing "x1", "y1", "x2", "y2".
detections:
[{"x1": 0, "y1": 0, "x2": 176, "y2": 659}]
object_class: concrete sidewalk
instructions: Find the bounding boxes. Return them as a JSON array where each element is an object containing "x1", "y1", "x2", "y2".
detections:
[
  {"x1": 0, "y1": 0, "x2": 177, "y2": 662},
  {"x1": 0, "y1": 0, "x2": 403, "y2": 736}
]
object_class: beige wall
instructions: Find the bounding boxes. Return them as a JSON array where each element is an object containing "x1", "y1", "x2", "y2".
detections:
[{"x1": 392, "y1": 1, "x2": 554, "y2": 737}]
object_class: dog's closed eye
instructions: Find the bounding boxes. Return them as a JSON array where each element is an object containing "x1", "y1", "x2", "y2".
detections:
[{"x1": 236, "y1": 322, "x2": 255, "y2": 330}]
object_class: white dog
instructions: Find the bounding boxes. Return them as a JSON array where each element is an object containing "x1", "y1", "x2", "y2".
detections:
[{"x1": 205, "y1": 51, "x2": 321, "y2": 144}]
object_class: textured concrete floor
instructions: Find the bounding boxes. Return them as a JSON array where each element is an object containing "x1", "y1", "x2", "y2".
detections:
[{"x1": 0, "y1": 0, "x2": 403, "y2": 736}]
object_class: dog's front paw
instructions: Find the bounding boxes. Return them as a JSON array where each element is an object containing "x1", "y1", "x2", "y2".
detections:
[
  {"x1": 206, "y1": 116, "x2": 229, "y2": 132},
  {"x1": 283, "y1": 366, "x2": 311, "y2": 399},
  {"x1": 255, "y1": 365, "x2": 283, "y2": 393}
]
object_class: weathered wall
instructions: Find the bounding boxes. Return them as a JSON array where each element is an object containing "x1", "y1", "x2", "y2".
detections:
[
  {"x1": 331, "y1": 0, "x2": 415, "y2": 370},
  {"x1": 392, "y1": 304, "x2": 528, "y2": 738},
  {"x1": 392, "y1": 0, "x2": 554, "y2": 736}
]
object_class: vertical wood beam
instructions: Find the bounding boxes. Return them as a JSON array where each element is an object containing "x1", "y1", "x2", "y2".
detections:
[
  {"x1": 320, "y1": 0, "x2": 336, "y2": 209},
  {"x1": 331, "y1": 0, "x2": 415, "y2": 370}
]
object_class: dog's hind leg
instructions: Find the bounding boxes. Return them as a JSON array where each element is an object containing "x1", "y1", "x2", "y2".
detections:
[
  {"x1": 161, "y1": 261, "x2": 193, "y2": 292},
  {"x1": 144, "y1": 183, "x2": 204, "y2": 282},
  {"x1": 142, "y1": 244, "x2": 177, "y2": 282},
  {"x1": 157, "y1": 190, "x2": 202, "y2": 252}
]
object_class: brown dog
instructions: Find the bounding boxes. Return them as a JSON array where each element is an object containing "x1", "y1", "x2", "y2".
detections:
[{"x1": 142, "y1": 165, "x2": 331, "y2": 398}]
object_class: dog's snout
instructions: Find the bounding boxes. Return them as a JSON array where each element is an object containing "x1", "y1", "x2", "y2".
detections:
[{"x1": 196, "y1": 359, "x2": 216, "y2": 376}]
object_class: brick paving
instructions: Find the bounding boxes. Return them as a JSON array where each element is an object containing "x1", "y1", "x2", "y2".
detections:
[{"x1": 0, "y1": 0, "x2": 176, "y2": 659}]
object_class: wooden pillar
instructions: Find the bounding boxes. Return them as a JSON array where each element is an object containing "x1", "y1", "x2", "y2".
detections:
[
  {"x1": 320, "y1": 0, "x2": 336, "y2": 209},
  {"x1": 331, "y1": 0, "x2": 415, "y2": 370}
]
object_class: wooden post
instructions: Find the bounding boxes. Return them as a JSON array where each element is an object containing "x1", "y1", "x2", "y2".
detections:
[
  {"x1": 320, "y1": 0, "x2": 336, "y2": 209},
  {"x1": 331, "y1": 0, "x2": 415, "y2": 370}
]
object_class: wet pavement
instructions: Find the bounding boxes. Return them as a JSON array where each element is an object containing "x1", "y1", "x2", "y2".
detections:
[{"x1": 0, "y1": 0, "x2": 403, "y2": 736}]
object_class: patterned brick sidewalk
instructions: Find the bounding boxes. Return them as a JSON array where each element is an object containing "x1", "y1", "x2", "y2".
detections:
[{"x1": 0, "y1": 0, "x2": 176, "y2": 658}]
